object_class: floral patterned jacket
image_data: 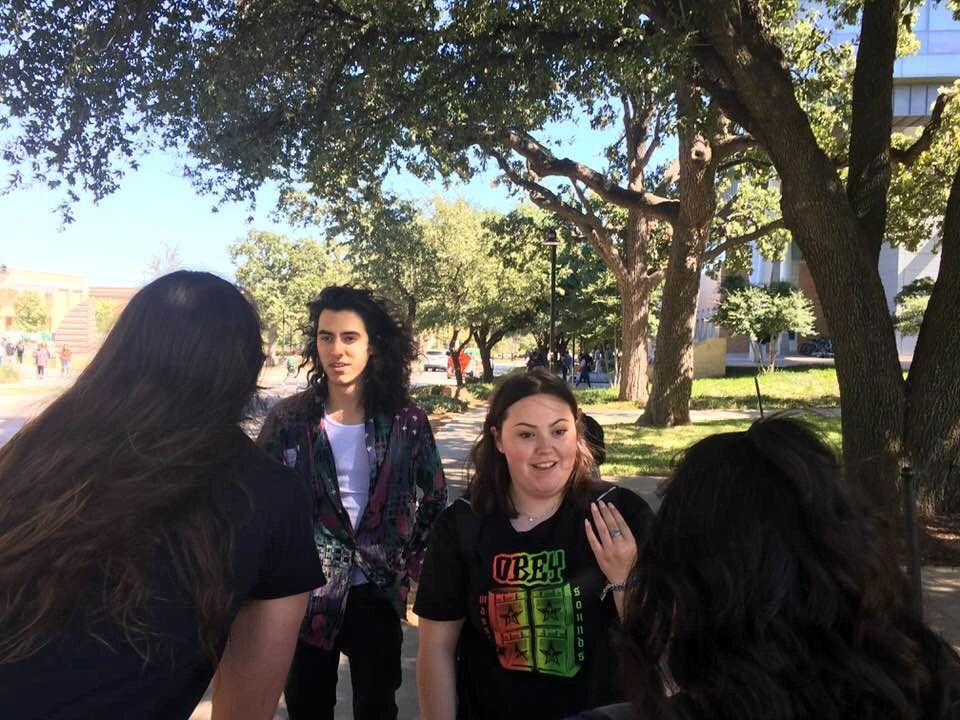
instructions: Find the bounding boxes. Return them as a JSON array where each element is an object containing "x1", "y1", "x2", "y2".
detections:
[{"x1": 257, "y1": 391, "x2": 447, "y2": 649}]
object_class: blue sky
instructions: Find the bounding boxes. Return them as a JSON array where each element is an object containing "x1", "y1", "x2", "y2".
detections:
[{"x1": 0, "y1": 118, "x2": 654, "y2": 287}]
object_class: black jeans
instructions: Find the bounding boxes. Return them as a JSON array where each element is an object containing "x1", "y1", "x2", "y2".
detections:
[{"x1": 285, "y1": 583, "x2": 403, "y2": 720}]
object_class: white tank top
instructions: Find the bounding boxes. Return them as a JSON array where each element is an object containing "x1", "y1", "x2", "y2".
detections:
[{"x1": 324, "y1": 413, "x2": 370, "y2": 585}]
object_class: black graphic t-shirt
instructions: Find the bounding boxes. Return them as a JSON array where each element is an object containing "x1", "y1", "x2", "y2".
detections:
[{"x1": 414, "y1": 483, "x2": 653, "y2": 720}]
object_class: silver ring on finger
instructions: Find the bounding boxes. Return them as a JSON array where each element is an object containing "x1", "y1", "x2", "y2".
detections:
[{"x1": 609, "y1": 528, "x2": 623, "y2": 538}]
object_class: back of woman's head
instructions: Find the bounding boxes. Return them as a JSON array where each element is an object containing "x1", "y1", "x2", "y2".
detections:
[
  {"x1": 623, "y1": 416, "x2": 937, "y2": 720},
  {"x1": 466, "y1": 368, "x2": 596, "y2": 516},
  {"x1": 80, "y1": 270, "x2": 265, "y2": 427},
  {"x1": 301, "y1": 285, "x2": 416, "y2": 417},
  {"x1": 0, "y1": 271, "x2": 265, "y2": 663}
]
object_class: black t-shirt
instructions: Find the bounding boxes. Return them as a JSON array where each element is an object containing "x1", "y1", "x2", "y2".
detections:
[
  {"x1": 0, "y1": 438, "x2": 325, "y2": 720},
  {"x1": 414, "y1": 483, "x2": 653, "y2": 720}
]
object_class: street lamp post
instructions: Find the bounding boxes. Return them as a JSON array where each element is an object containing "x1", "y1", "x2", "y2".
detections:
[{"x1": 544, "y1": 229, "x2": 559, "y2": 372}]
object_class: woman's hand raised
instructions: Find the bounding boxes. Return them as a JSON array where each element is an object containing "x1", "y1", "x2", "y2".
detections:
[{"x1": 584, "y1": 500, "x2": 637, "y2": 586}]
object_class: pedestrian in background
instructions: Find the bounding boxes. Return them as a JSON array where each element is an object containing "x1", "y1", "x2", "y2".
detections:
[
  {"x1": 0, "y1": 271, "x2": 325, "y2": 720},
  {"x1": 561, "y1": 349, "x2": 573, "y2": 383},
  {"x1": 33, "y1": 342, "x2": 50, "y2": 378},
  {"x1": 59, "y1": 345, "x2": 72, "y2": 376},
  {"x1": 575, "y1": 352, "x2": 593, "y2": 388},
  {"x1": 16, "y1": 339, "x2": 24, "y2": 365},
  {"x1": 258, "y1": 285, "x2": 447, "y2": 720}
]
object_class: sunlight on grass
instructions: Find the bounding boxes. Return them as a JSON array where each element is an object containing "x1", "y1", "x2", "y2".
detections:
[
  {"x1": 576, "y1": 367, "x2": 841, "y2": 412},
  {"x1": 603, "y1": 414, "x2": 842, "y2": 477},
  {"x1": 691, "y1": 367, "x2": 840, "y2": 410}
]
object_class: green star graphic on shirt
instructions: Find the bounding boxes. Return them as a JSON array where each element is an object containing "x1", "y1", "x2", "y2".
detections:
[
  {"x1": 541, "y1": 644, "x2": 563, "y2": 664},
  {"x1": 514, "y1": 646, "x2": 528, "y2": 660},
  {"x1": 501, "y1": 606, "x2": 523, "y2": 626},
  {"x1": 540, "y1": 601, "x2": 560, "y2": 621}
]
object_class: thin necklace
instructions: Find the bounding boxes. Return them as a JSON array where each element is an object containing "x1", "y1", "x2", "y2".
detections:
[{"x1": 515, "y1": 496, "x2": 564, "y2": 524}]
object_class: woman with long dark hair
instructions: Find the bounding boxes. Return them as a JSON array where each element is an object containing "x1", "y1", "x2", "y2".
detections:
[
  {"x1": 257, "y1": 285, "x2": 447, "y2": 720},
  {"x1": 0, "y1": 271, "x2": 325, "y2": 719},
  {"x1": 576, "y1": 416, "x2": 960, "y2": 720},
  {"x1": 415, "y1": 368, "x2": 653, "y2": 720}
]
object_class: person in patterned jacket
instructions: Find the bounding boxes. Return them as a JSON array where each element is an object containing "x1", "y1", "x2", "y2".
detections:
[{"x1": 258, "y1": 285, "x2": 447, "y2": 720}]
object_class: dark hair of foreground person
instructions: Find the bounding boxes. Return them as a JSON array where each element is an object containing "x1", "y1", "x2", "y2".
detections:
[
  {"x1": 0, "y1": 270, "x2": 266, "y2": 663},
  {"x1": 621, "y1": 416, "x2": 960, "y2": 720}
]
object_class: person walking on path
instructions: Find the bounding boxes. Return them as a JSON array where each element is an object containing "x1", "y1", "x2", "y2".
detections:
[
  {"x1": 560, "y1": 349, "x2": 573, "y2": 383},
  {"x1": 258, "y1": 285, "x2": 447, "y2": 720},
  {"x1": 59, "y1": 345, "x2": 72, "y2": 376},
  {"x1": 0, "y1": 271, "x2": 325, "y2": 720},
  {"x1": 15, "y1": 339, "x2": 24, "y2": 365},
  {"x1": 575, "y1": 352, "x2": 593, "y2": 388},
  {"x1": 33, "y1": 343, "x2": 50, "y2": 378},
  {"x1": 415, "y1": 369, "x2": 652, "y2": 720}
]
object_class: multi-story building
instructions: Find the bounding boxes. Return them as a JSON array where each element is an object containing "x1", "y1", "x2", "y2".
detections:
[
  {"x1": 699, "y1": 0, "x2": 960, "y2": 357},
  {"x1": 0, "y1": 265, "x2": 137, "y2": 352}
]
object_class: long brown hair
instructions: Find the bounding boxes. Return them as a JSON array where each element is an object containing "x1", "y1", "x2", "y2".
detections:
[
  {"x1": 622, "y1": 417, "x2": 952, "y2": 720},
  {"x1": 0, "y1": 271, "x2": 265, "y2": 664},
  {"x1": 466, "y1": 368, "x2": 596, "y2": 517}
]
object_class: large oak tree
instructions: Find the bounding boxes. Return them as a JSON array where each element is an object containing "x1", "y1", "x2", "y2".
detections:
[
  {"x1": 639, "y1": 0, "x2": 960, "y2": 509},
  {"x1": 2, "y1": 0, "x2": 958, "y2": 507}
]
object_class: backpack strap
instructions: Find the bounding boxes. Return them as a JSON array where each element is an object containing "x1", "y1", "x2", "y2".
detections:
[{"x1": 452, "y1": 497, "x2": 482, "y2": 564}]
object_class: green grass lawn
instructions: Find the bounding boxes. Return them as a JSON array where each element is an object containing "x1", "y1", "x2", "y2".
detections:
[
  {"x1": 602, "y1": 413, "x2": 842, "y2": 477},
  {"x1": 578, "y1": 366, "x2": 841, "y2": 411}
]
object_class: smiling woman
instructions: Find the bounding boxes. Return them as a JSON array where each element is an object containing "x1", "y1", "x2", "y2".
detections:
[{"x1": 414, "y1": 368, "x2": 654, "y2": 720}]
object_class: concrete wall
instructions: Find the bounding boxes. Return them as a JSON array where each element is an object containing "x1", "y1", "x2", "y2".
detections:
[{"x1": 693, "y1": 337, "x2": 727, "y2": 379}]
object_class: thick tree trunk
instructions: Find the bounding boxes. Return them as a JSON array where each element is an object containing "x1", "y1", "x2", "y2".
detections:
[
  {"x1": 618, "y1": 276, "x2": 652, "y2": 405},
  {"x1": 405, "y1": 295, "x2": 417, "y2": 328},
  {"x1": 779, "y1": 171, "x2": 905, "y2": 510},
  {"x1": 265, "y1": 325, "x2": 279, "y2": 367},
  {"x1": 643, "y1": 237, "x2": 699, "y2": 425},
  {"x1": 906, "y1": 164, "x2": 960, "y2": 512},
  {"x1": 644, "y1": 99, "x2": 717, "y2": 426},
  {"x1": 478, "y1": 342, "x2": 495, "y2": 382},
  {"x1": 447, "y1": 330, "x2": 471, "y2": 389},
  {"x1": 672, "y1": 6, "x2": 906, "y2": 508}
]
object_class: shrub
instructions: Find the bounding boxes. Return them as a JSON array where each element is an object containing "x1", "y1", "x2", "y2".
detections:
[{"x1": 416, "y1": 395, "x2": 468, "y2": 414}]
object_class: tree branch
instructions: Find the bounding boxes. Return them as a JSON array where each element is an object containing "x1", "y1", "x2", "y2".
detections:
[
  {"x1": 705, "y1": 217, "x2": 786, "y2": 261},
  {"x1": 504, "y1": 130, "x2": 680, "y2": 222},
  {"x1": 712, "y1": 132, "x2": 758, "y2": 162},
  {"x1": 891, "y1": 90, "x2": 958, "y2": 166},
  {"x1": 570, "y1": 180, "x2": 630, "y2": 280},
  {"x1": 491, "y1": 153, "x2": 628, "y2": 280},
  {"x1": 715, "y1": 192, "x2": 740, "y2": 221},
  {"x1": 717, "y1": 155, "x2": 773, "y2": 175},
  {"x1": 491, "y1": 153, "x2": 603, "y2": 231},
  {"x1": 846, "y1": 0, "x2": 899, "y2": 255},
  {"x1": 655, "y1": 158, "x2": 680, "y2": 195}
]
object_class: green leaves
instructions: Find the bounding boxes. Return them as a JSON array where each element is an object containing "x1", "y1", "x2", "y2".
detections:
[
  {"x1": 229, "y1": 229, "x2": 350, "y2": 350},
  {"x1": 712, "y1": 282, "x2": 815, "y2": 371},
  {"x1": 892, "y1": 275, "x2": 935, "y2": 336},
  {"x1": 13, "y1": 291, "x2": 49, "y2": 332}
]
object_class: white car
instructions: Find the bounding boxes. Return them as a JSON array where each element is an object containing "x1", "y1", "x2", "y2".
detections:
[{"x1": 423, "y1": 349, "x2": 448, "y2": 372}]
